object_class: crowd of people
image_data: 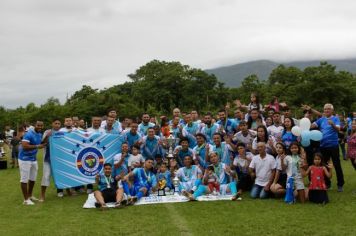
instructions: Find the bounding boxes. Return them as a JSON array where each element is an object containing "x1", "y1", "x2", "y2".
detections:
[{"x1": 1, "y1": 93, "x2": 356, "y2": 208}]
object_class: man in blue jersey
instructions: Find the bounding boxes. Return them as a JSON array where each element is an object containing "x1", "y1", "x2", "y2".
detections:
[
  {"x1": 216, "y1": 109, "x2": 237, "y2": 136},
  {"x1": 122, "y1": 121, "x2": 142, "y2": 150},
  {"x1": 39, "y1": 118, "x2": 61, "y2": 202},
  {"x1": 184, "y1": 151, "x2": 239, "y2": 201},
  {"x1": 104, "y1": 116, "x2": 121, "y2": 134},
  {"x1": 193, "y1": 133, "x2": 213, "y2": 171},
  {"x1": 140, "y1": 127, "x2": 163, "y2": 160},
  {"x1": 123, "y1": 158, "x2": 158, "y2": 202},
  {"x1": 200, "y1": 112, "x2": 220, "y2": 144},
  {"x1": 174, "y1": 137, "x2": 194, "y2": 167},
  {"x1": 311, "y1": 103, "x2": 345, "y2": 191},
  {"x1": 182, "y1": 113, "x2": 199, "y2": 148},
  {"x1": 100, "y1": 109, "x2": 123, "y2": 134},
  {"x1": 138, "y1": 113, "x2": 155, "y2": 136},
  {"x1": 19, "y1": 121, "x2": 45, "y2": 205}
]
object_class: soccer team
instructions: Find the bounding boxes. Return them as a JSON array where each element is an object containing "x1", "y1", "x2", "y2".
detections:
[{"x1": 3, "y1": 93, "x2": 356, "y2": 207}]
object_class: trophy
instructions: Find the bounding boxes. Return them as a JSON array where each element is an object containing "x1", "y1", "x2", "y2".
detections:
[
  {"x1": 166, "y1": 126, "x2": 177, "y2": 159},
  {"x1": 172, "y1": 172, "x2": 180, "y2": 196},
  {"x1": 0, "y1": 140, "x2": 7, "y2": 169},
  {"x1": 157, "y1": 179, "x2": 167, "y2": 196}
]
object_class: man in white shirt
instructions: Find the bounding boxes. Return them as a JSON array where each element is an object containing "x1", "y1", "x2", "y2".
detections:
[
  {"x1": 249, "y1": 142, "x2": 276, "y2": 199},
  {"x1": 267, "y1": 112, "x2": 284, "y2": 141},
  {"x1": 233, "y1": 121, "x2": 256, "y2": 152},
  {"x1": 100, "y1": 109, "x2": 122, "y2": 134}
]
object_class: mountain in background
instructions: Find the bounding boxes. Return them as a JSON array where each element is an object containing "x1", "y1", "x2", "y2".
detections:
[{"x1": 206, "y1": 58, "x2": 356, "y2": 87}]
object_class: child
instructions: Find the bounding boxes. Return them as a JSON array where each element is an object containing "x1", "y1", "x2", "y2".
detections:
[
  {"x1": 232, "y1": 143, "x2": 253, "y2": 194},
  {"x1": 285, "y1": 142, "x2": 307, "y2": 203},
  {"x1": 127, "y1": 144, "x2": 144, "y2": 172},
  {"x1": 302, "y1": 153, "x2": 332, "y2": 204},
  {"x1": 205, "y1": 165, "x2": 220, "y2": 195},
  {"x1": 347, "y1": 119, "x2": 356, "y2": 170},
  {"x1": 270, "y1": 142, "x2": 289, "y2": 198},
  {"x1": 156, "y1": 162, "x2": 172, "y2": 191},
  {"x1": 94, "y1": 163, "x2": 125, "y2": 209}
]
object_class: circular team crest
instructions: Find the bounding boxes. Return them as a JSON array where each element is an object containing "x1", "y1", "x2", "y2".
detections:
[{"x1": 76, "y1": 147, "x2": 104, "y2": 176}]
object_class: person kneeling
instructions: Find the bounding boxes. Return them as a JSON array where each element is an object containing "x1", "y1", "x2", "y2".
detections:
[{"x1": 94, "y1": 163, "x2": 125, "y2": 209}]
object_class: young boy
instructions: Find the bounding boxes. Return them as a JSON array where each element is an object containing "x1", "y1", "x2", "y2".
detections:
[
  {"x1": 94, "y1": 163, "x2": 125, "y2": 209},
  {"x1": 156, "y1": 162, "x2": 172, "y2": 191}
]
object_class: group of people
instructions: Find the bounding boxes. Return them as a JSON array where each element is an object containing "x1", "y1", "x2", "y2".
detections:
[{"x1": 2, "y1": 93, "x2": 356, "y2": 207}]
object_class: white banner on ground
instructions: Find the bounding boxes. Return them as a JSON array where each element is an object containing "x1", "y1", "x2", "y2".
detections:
[{"x1": 83, "y1": 193, "x2": 236, "y2": 208}]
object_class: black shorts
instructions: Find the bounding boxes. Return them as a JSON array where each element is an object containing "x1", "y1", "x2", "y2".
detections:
[
  {"x1": 277, "y1": 173, "x2": 287, "y2": 188},
  {"x1": 102, "y1": 188, "x2": 117, "y2": 203},
  {"x1": 308, "y1": 190, "x2": 329, "y2": 204}
]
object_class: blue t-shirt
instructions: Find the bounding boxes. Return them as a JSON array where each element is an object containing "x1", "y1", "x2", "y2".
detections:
[
  {"x1": 138, "y1": 122, "x2": 155, "y2": 136},
  {"x1": 133, "y1": 168, "x2": 157, "y2": 188},
  {"x1": 19, "y1": 129, "x2": 42, "y2": 161},
  {"x1": 281, "y1": 131, "x2": 297, "y2": 149},
  {"x1": 98, "y1": 173, "x2": 116, "y2": 191},
  {"x1": 217, "y1": 118, "x2": 237, "y2": 135},
  {"x1": 123, "y1": 131, "x2": 141, "y2": 149},
  {"x1": 314, "y1": 116, "x2": 340, "y2": 148}
]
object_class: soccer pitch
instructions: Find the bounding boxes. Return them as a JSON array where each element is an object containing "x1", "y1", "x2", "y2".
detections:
[{"x1": 0, "y1": 153, "x2": 355, "y2": 236}]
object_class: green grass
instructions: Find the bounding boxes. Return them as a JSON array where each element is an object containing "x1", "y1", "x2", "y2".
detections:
[{"x1": 0, "y1": 148, "x2": 355, "y2": 236}]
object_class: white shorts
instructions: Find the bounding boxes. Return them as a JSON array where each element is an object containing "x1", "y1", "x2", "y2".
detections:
[
  {"x1": 41, "y1": 161, "x2": 51, "y2": 187},
  {"x1": 19, "y1": 160, "x2": 38, "y2": 183},
  {"x1": 294, "y1": 177, "x2": 305, "y2": 190}
]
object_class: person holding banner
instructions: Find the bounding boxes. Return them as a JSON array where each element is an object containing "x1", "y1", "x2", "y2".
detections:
[
  {"x1": 94, "y1": 163, "x2": 125, "y2": 209},
  {"x1": 122, "y1": 158, "x2": 158, "y2": 203},
  {"x1": 39, "y1": 118, "x2": 61, "y2": 202},
  {"x1": 19, "y1": 120, "x2": 45, "y2": 205}
]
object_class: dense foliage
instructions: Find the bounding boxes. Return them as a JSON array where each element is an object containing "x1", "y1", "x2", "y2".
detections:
[{"x1": 1, "y1": 60, "x2": 355, "y2": 129}]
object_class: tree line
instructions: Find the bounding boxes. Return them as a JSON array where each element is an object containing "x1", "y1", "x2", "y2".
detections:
[{"x1": 1, "y1": 60, "x2": 355, "y2": 129}]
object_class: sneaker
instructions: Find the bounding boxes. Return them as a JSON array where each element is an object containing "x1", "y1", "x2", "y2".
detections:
[
  {"x1": 23, "y1": 199, "x2": 35, "y2": 205},
  {"x1": 232, "y1": 193, "x2": 241, "y2": 201},
  {"x1": 337, "y1": 186, "x2": 343, "y2": 192},
  {"x1": 30, "y1": 196, "x2": 39, "y2": 201},
  {"x1": 57, "y1": 192, "x2": 64, "y2": 198},
  {"x1": 87, "y1": 189, "x2": 93, "y2": 194}
]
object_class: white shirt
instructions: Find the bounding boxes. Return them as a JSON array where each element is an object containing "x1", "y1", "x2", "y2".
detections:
[
  {"x1": 128, "y1": 154, "x2": 144, "y2": 167},
  {"x1": 275, "y1": 155, "x2": 292, "y2": 176},
  {"x1": 267, "y1": 125, "x2": 284, "y2": 140},
  {"x1": 233, "y1": 152, "x2": 253, "y2": 173},
  {"x1": 249, "y1": 154, "x2": 275, "y2": 186},
  {"x1": 87, "y1": 127, "x2": 105, "y2": 134},
  {"x1": 233, "y1": 130, "x2": 256, "y2": 146}
]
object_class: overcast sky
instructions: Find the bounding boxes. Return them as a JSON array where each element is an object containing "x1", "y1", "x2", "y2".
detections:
[{"x1": 1, "y1": 0, "x2": 356, "y2": 108}]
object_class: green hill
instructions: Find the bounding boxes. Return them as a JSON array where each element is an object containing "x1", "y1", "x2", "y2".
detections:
[{"x1": 206, "y1": 58, "x2": 356, "y2": 87}]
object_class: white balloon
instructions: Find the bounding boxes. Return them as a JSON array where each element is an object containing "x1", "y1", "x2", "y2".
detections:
[
  {"x1": 291, "y1": 126, "x2": 302, "y2": 136},
  {"x1": 299, "y1": 118, "x2": 311, "y2": 131}
]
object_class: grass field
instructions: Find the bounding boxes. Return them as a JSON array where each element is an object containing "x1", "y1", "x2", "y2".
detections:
[{"x1": 0, "y1": 148, "x2": 355, "y2": 236}]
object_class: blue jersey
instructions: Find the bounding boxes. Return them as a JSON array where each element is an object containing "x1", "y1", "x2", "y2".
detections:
[
  {"x1": 133, "y1": 168, "x2": 157, "y2": 188},
  {"x1": 174, "y1": 146, "x2": 194, "y2": 167},
  {"x1": 217, "y1": 118, "x2": 237, "y2": 136},
  {"x1": 19, "y1": 129, "x2": 42, "y2": 161},
  {"x1": 98, "y1": 173, "x2": 116, "y2": 191},
  {"x1": 314, "y1": 116, "x2": 340, "y2": 148},
  {"x1": 193, "y1": 143, "x2": 213, "y2": 168},
  {"x1": 141, "y1": 136, "x2": 163, "y2": 159},
  {"x1": 200, "y1": 123, "x2": 220, "y2": 144},
  {"x1": 123, "y1": 131, "x2": 142, "y2": 149},
  {"x1": 183, "y1": 122, "x2": 199, "y2": 148},
  {"x1": 212, "y1": 163, "x2": 229, "y2": 185},
  {"x1": 138, "y1": 122, "x2": 155, "y2": 136},
  {"x1": 213, "y1": 142, "x2": 232, "y2": 165}
]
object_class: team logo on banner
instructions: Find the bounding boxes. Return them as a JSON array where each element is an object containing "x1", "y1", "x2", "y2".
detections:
[
  {"x1": 76, "y1": 147, "x2": 104, "y2": 176},
  {"x1": 50, "y1": 131, "x2": 122, "y2": 189}
]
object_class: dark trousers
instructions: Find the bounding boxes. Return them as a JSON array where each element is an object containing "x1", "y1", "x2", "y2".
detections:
[{"x1": 320, "y1": 146, "x2": 345, "y2": 187}]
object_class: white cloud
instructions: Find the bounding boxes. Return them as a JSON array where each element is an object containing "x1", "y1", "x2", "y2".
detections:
[{"x1": 1, "y1": 0, "x2": 356, "y2": 108}]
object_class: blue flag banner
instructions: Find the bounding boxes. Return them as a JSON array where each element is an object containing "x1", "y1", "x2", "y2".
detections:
[{"x1": 50, "y1": 131, "x2": 121, "y2": 189}]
